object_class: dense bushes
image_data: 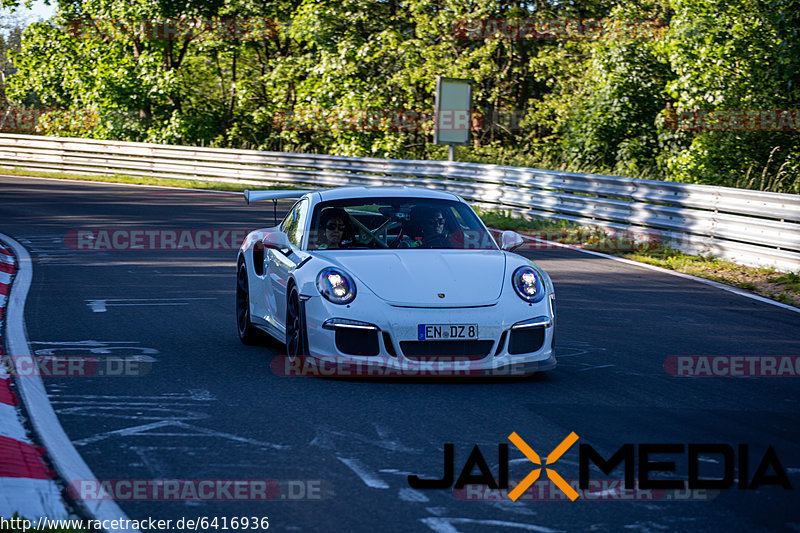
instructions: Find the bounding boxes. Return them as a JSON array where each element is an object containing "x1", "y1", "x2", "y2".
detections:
[{"x1": 4, "y1": 0, "x2": 799, "y2": 192}]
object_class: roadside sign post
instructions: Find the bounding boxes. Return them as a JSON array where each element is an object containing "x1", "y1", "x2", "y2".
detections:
[{"x1": 434, "y1": 77, "x2": 472, "y2": 161}]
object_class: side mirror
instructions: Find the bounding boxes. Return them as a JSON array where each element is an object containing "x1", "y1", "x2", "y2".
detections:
[
  {"x1": 500, "y1": 230, "x2": 524, "y2": 252},
  {"x1": 263, "y1": 231, "x2": 292, "y2": 254}
]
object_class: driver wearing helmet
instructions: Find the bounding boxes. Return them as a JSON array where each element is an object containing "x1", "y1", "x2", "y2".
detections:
[{"x1": 401, "y1": 206, "x2": 450, "y2": 248}]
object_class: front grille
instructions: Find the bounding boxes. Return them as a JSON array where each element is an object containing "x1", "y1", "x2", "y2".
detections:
[
  {"x1": 508, "y1": 326, "x2": 545, "y2": 355},
  {"x1": 494, "y1": 331, "x2": 508, "y2": 355},
  {"x1": 382, "y1": 331, "x2": 397, "y2": 357},
  {"x1": 399, "y1": 340, "x2": 494, "y2": 361},
  {"x1": 335, "y1": 328, "x2": 380, "y2": 356}
]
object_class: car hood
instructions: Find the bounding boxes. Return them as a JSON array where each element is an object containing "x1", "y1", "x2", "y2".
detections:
[{"x1": 322, "y1": 250, "x2": 506, "y2": 307}]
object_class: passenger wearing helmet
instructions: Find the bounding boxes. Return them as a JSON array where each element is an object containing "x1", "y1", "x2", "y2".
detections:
[{"x1": 316, "y1": 207, "x2": 354, "y2": 249}]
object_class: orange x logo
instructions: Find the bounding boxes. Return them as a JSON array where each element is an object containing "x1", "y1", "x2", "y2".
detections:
[{"x1": 507, "y1": 431, "x2": 580, "y2": 501}]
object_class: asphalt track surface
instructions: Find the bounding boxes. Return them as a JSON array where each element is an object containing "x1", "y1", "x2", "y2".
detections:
[{"x1": 1, "y1": 176, "x2": 799, "y2": 533}]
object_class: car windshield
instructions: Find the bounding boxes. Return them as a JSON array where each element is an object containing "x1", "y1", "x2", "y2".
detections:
[{"x1": 308, "y1": 197, "x2": 498, "y2": 251}]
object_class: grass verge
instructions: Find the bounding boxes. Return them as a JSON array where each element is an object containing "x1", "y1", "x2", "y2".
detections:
[
  {"x1": 618, "y1": 249, "x2": 800, "y2": 307},
  {"x1": 0, "y1": 167, "x2": 289, "y2": 193},
  {"x1": 481, "y1": 209, "x2": 800, "y2": 309}
]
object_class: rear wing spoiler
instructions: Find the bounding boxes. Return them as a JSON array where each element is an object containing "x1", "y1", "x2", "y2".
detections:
[
  {"x1": 244, "y1": 189, "x2": 314, "y2": 205},
  {"x1": 244, "y1": 189, "x2": 315, "y2": 225}
]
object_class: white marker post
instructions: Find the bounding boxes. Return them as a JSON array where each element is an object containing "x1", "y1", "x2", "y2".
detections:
[{"x1": 433, "y1": 77, "x2": 472, "y2": 161}]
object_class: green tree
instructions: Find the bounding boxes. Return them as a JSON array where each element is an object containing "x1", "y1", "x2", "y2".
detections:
[
  {"x1": 655, "y1": 0, "x2": 800, "y2": 192},
  {"x1": 2, "y1": 0, "x2": 798, "y2": 192}
]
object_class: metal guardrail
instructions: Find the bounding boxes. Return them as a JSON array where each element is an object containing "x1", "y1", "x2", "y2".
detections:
[{"x1": 1, "y1": 132, "x2": 798, "y2": 271}]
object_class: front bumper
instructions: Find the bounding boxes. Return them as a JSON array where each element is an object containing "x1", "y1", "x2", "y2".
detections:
[{"x1": 298, "y1": 290, "x2": 556, "y2": 377}]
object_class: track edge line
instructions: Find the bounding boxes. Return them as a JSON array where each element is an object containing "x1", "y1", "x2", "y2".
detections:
[{"x1": 0, "y1": 232, "x2": 141, "y2": 533}]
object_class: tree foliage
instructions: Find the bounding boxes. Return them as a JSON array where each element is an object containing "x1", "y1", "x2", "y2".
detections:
[{"x1": 2, "y1": 0, "x2": 799, "y2": 192}]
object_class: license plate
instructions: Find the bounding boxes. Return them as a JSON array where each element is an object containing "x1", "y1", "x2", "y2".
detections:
[{"x1": 418, "y1": 324, "x2": 479, "y2": 340}]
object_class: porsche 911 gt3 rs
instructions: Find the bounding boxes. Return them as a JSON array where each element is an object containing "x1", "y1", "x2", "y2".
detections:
[{"x1": 236, "y1": 186, "x2": 556, "y2": 376}]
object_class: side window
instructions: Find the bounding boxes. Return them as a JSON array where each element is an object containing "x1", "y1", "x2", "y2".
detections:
[
  {"x1": 450, "y1": 206, "x2": 468, "y2": 229},
  {"x1": 280, "y1": 199, "x2": 309, "y2": 247}
]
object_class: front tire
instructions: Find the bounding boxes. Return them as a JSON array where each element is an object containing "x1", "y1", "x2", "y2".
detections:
[
  {"x1": 236, "y1": 261, "x2": 260, "y2": 344},
  {"x1": 286, "y1": 288, "x2": 308, "y2": 358}
]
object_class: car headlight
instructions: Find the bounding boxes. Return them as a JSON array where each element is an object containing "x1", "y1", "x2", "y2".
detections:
[
  {"x1": 316, "y1": 267, "x2": 356, "y2": 304},
  {"x1": 512, "y1": 266, "x2": 545, "y2": 303}
]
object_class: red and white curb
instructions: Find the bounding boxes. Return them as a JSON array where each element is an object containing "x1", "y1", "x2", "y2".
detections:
[
  {"x1": 0, "y1": 236, "x2": 139, "y2": 532},
  {"x1": 0, "y1": 243, "x2": 70, "y2": 519}
]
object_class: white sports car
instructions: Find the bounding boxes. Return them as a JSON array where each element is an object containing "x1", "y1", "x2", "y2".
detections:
[{"x1": 236, "y1": 187, "x2": 556, "y2": 376}]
